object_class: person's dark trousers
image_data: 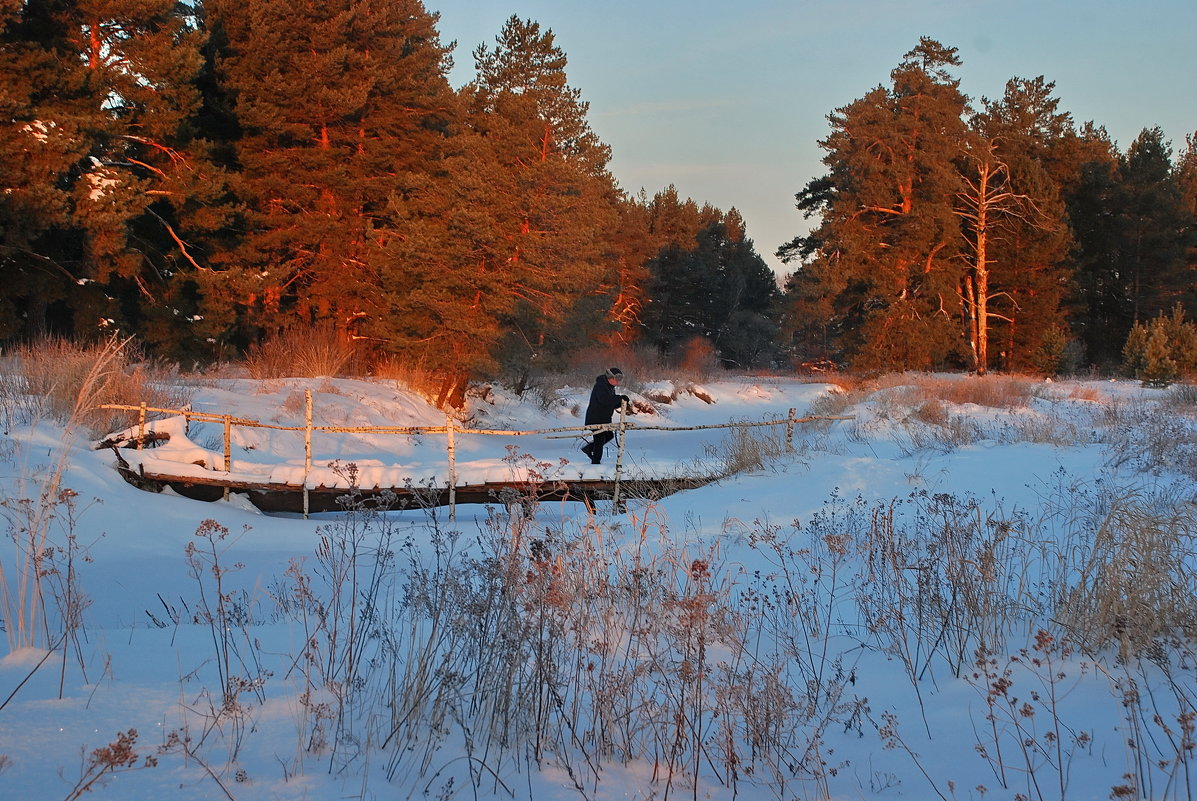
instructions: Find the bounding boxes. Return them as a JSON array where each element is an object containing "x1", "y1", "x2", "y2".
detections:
[{"x1": 588, "y1": 430, "x2": 615, "y2": 463}]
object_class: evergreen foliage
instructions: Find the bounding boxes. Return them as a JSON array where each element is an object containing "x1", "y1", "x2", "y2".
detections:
[
  {"x1": 1029, "y1": 325, "x2": 1070, "y2": 378},
  {"x1": 204, "y1": 0, "x2": 460, "y2": 341},
  {"x1": 782, "y1": 39, "x2": 971, "y2": 371},
  {"x1": 1124, "y1": 305, "x2": 1197, "y2": 386},
  {"x1": 781, "y1": 42, "x2": 1197, "y2": 376},
  {"x1": 1140, "y1": 324, "x2": 1179, "y2": 387},
  {"x1": 641, "y1": 215, "x2": 780, "y2": 369},
  {"x1": 1069, "y1": 128, "x2": 1195, "y2": 368},
  {"x1": 1, "y1": 0, "x2": 209, "y2": 347},
  {"x1": 458, "y1": 16, "x2": 623, "y2": 384},
  {"x1": 966, "y1": 77, "x2": 1074, "y2": 375},
  {"x1": 5, "y1": 12, "x2": 1196, "y2": 391}
]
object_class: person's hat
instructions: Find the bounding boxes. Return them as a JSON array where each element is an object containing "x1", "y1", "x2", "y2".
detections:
[{"x1": 605, "y1": 367, "x2": 623, "y2": 380}]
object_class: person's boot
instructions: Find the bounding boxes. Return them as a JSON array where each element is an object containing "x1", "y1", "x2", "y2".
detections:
[{"x1": 580, "y1": 441, "x2": 595, "y2": 460}]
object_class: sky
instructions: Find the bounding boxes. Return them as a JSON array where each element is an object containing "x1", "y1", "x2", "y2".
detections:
[{"x1": 429, "y1": 0, "x2": 1197, "y2": 276}]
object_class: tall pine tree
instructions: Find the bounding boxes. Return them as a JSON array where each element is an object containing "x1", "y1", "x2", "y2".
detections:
[
  {"x1": 1069, "y1": 127, "x2": 1190, "y2": 366},
  {"x1": 965, "y1": 77, "x2": 1073, "y2": 374},
  {"x1": 1118, "y1": 128, "x2": 1189, "y2": 322},
  {"x1": 460, "y1": 16, "x2": 622, "y2": 378},
  {"x1": 781, "y1": 38, "x2": 970, "y2": 370},
  {"x1": 206, "y1": 0, "x2": 458, "y2": 344},
  {"x1": 0, "y1": 0, "x2": 209, "y2": 343}
]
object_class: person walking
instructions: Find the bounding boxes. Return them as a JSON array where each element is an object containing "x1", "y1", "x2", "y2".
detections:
[{"x1": 581, "y1": 367, "x2": 629, "y2": 464}]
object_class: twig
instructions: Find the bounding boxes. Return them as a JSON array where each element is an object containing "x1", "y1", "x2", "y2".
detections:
[{"x1": 0, "y1": 634, "x2": 64, "y2": 711}]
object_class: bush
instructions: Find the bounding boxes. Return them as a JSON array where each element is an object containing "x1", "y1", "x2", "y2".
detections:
[
  {"x1": 677, "y1": 335, "x2": 719, "y2": 379},
  {"x1": 1029, "y1": 325, "x2": 1071, "y2": 377},
  {"x1": 3, "y1": 336, "x2": 189, "y2": 437},
  {"x1": 1123, "y1": 305, "x2": 1197, "y2": 386},
  {"x1": 1056, "y1": 489, "x2": 1197, "y2": 657},
  {"x1": 872, "y1": 373, "x2": 1035, "y2": 410},
  {"x1": 370, "y1": 355, "x2": 447, "y2": 405},
  {"x1": 244, "y1": 323, "x2": 353, "y2": 379},
  {"x1": 1141, "y1": 324, "x2": 1179, "y2": 387}
]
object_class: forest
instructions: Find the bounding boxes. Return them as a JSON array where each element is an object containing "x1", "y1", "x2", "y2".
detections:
[{"x1": 2, "y1": 3, "x2": 1195, "y2": 398}]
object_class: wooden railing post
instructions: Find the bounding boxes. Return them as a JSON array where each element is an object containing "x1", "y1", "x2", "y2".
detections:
[
  {"x1": 303, "y1": 390, "x2": 312, "y2": 519},
  {"x1": 786, "y1": 407, "x2": 796, "y2": 451},
  {"x1": 137, "y1": 402, "x2": 146, "y2": 449},
  {"x1": 446, "y1": 412, "x2": 457, "y2": 521},
  {"x1": 612, "y1": 401, "x2": 627, "y2": 511},
  {"x1": 222, "y1": 415, "x2": 232, "y2": 501}
]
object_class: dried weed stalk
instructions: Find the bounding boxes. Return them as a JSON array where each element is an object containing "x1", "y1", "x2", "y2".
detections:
[{"x1": 1056, "y1": 490, "x2": 1197, "y2": 658}]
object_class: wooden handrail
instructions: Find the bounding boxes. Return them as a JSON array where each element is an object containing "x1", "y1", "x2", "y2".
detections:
[
  {"x1": 97, "y1": 402, "x2": 853, "y2": 520},
  {"x1": 97, "y1": 403, "x2": 851, "y2": 438}
]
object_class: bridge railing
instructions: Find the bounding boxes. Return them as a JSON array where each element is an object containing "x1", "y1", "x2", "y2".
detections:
[{"x1": 99, "y1": 396, "x2": 851, "y2": 518}]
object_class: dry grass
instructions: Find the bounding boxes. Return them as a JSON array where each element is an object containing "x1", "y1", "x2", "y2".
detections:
[
  {"x1": 877, "y1": 373, "x2": 1037, "y2": 409},
  {"x1": 2, "y1": 337, "x2": 190, "y2": 437},
  {"x1": 566, "y1": 343, "x2": 668, "y2": 388},
  {"x1": 711, "y1": 422, "x2": 789, "y2": 476},
  {"x1": 1161, "y1": 381, "x2": 1197, "y2": 415},
  {"x1": 1005, "y1": 414, "x2": 1084, "y2": 446},
  {"x1": 1064, "y1": 385, "x2": 1105, "y2": 402},
  {"x1": 910, "y1": 398, "x2": 949, "y2": 426},
  {"x1": 366, "y1": 497, "x2": 860, "y2": 798},
  {"x1": 244, "y1": 323, "x2": 353, "y2": 379},
  {"x1": 808, "y1": 373, "x2": 1036, "y2": 428},
  {"x1": 807, "y1": 386, "x2": 862, "y2": 418},
  {"x1": 1096, "y1": 398, "x2": 1197, "y2": 479},
  {"x1": 675, "y1": 335, "x2": 719, "y2": 379},
  {"x1": 369, "y1": 356, "x2": 446, "y2": 405},
  {"x1": 1056, "y1": 489, "x2": 1197, "y2": 657}
]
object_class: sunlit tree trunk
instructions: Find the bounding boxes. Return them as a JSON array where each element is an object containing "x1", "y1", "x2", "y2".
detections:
[{"x1": 958, "y1": 151, "x2": 1020, "y2": 376}]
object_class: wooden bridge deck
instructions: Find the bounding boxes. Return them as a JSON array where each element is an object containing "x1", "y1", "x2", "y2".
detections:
[
  {"x1": 98, "y1": 402, "x2": 848, "y2": 516},
  {"x1": 113, "y1": 455, "x2": 714, "y2": 514}
]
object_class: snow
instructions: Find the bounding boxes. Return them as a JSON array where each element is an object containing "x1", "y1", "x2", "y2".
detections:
[{"x1": 1, "y1": 372, "x2": 1194, "y2": 800}]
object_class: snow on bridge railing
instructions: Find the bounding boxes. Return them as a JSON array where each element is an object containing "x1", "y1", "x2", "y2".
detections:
[{"x1": 98, "y1": 397, "x2": 852, "y2": 518}]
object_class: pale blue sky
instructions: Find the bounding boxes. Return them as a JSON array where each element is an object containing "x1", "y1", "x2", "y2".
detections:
[{"x1": 430, "y1": 0, "x2": 1197, "y2": 275}]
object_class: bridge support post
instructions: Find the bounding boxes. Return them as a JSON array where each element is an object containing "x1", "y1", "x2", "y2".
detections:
[
  {"x1": 447, "y1": 413, "x2": 457, "y2": 521},
  {"x1": 612, "y1": 403, "x2": 627, "y2": 511},
  {"x1": 303, "y1": 390, "x2": 312, "y2": 519},
  {"x1": 223, "y1": 415, "x2": 232, "y2": 501}
]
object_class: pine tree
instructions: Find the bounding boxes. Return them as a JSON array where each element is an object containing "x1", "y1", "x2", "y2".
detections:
[
  {"x1": 965, "y1": 77, "x2": 1074, "y2": 374},
  {"x1": 0, "y1": 0, "x2": 91, "y2": 336},
  {"x1": 460, "y1": 16, "x2": 622, "y2": 376},
  {"x1": 1, "y1": 0, "x2": 209, "y2": 344},
  {"x1": 641, "y1": 215, "x2": 780, "y2": 368},
  {"x1": 1069, "y1": 128, "x2": 1190, "y2": 367},
  {"x1": 780, "y1": 38, "x2": 971, "y2": 370},
  {"x1": 349, "y1": 15, "x2": 622, "y2": 401},
  {"x1": 206, "y1": 0, "x2": 458, "y2": 343},
  {"x1": 1140, "y1": 322, "x2": 1178, "y2": 387},
  {"x1": 1122, "y1": 320, "x2": 1150, "y2": 378},
  {"x1": 1064, "y1": 125, "x2": 1123, "y2": 367},
  {"x1": 1118, "y1": 128, "x2": 1188, "y2": 323},
  {"x1": 1161, "y1": 304, "x2": 1197, "y2": 377},
  {"x1": 609, "y1": 186, "x2": 727, "y2": 347},
  {"x1": 1030, "y1": 324, "x2": 1070, "y2": 378},
  {"x1": 1177, "y1": 134, "x2": 1197, "y2": 305},
  {"x1": 1123, "y1": 305, "x2": 1197, "y2": 383}
]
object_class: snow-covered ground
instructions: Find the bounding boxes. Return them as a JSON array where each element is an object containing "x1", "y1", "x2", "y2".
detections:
[{"x1": 1, "y1": 372, "x2": 1194, "y2": 800}]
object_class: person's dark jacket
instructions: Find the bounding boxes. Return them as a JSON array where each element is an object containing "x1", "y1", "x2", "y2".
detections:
[{"x1": 585, "y1": 374, "x2": 629, "y2": 425}]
